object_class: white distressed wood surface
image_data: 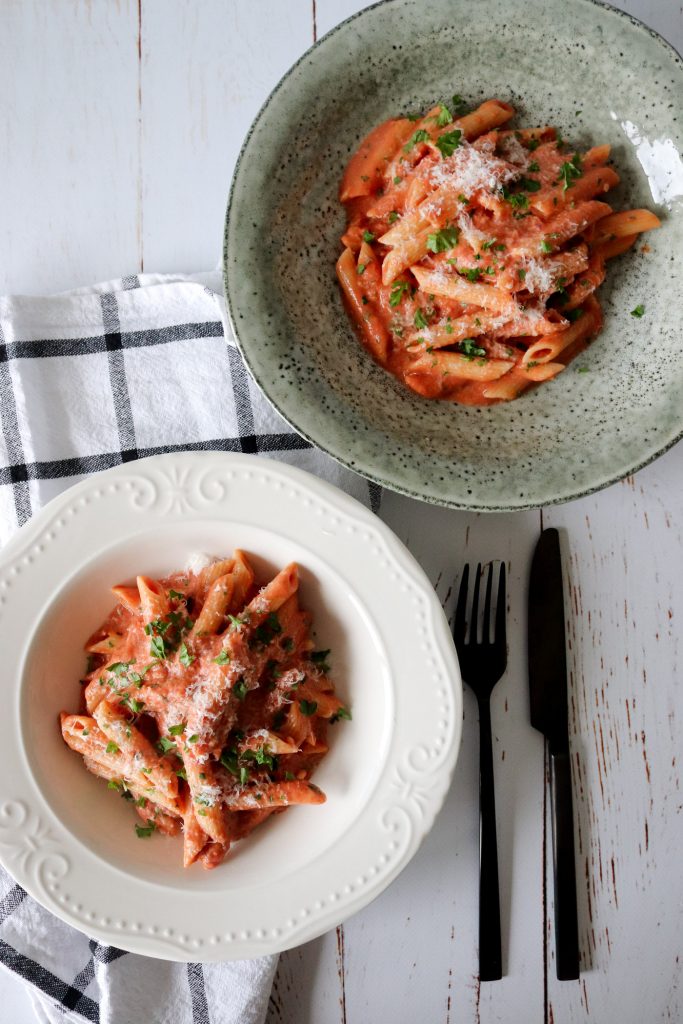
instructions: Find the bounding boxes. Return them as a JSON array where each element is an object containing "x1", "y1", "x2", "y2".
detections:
[{"x1": 0, "y1": 2, "x2": 681, "y2": 1022}]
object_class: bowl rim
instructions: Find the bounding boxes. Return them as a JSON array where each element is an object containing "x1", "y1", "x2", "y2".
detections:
[{"x1": 223, "y1": 0, "x2": 683, "y2": 512}]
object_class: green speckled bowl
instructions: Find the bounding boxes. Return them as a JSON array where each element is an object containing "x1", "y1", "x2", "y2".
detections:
[{"x1": 224, "y1": 0, "x2": 683, "y2": 511}]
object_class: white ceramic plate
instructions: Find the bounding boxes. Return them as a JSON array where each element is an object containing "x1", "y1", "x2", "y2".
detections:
[{"x1": 0, "y1": 453, "x2": 461, "y2": 961}]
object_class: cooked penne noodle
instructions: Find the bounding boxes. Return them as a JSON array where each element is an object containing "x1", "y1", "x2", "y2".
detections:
[
  {"x1": 592, "y1": 209, "x2": 661, "y2": 243},
  {"x1": 61, "y1": 553, "x2": 348, "y2": 869}
]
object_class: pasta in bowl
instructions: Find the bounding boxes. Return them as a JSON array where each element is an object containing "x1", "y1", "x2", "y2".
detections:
[
  {"x1": 61, "y1": 552, "x2": 348, "y2": 870},
  {"x1": 336, "y1": 98, "x2": 660, "y2": 405},
  {"x1": 224, "y1": 0, "x2": 683, "y2": 509}
]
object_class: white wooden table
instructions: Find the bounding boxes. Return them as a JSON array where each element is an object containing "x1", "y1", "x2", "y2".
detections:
[{"x1": 1, "y1": 2, "x2": 681, "y2": 1022}]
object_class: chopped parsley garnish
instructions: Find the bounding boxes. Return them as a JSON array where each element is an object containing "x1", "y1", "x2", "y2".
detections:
[
  {"x1": 458, "y1": 339, "x2": 487, "y2": 359},
  {"x1": 630, "y1": 304, "x2": 645, "y2": 318},
  {"x1": 458, "y1": 193, "x2": 469, "y2": 204},
  {"x1": 517, "y1": 176, "x2": 541, "y2": 193},
  {"x1": 558, "y1": 153, "x2": 583, "y2": 191},
  {"x1": 149, "y1": 635, "x2": 166, "y2": 660},
  {"x1": 481, "y1": 239, "x2": 496, "y2": 251},
  {"x1": 458, "y1": 267, "x2": 482, "y2": 283},
  {"x1": 502, "y1": 187, "x2": 529, "y2": 211},
  {"x1": 403, "y1": 128, "x2": 430, "y2": 152},
  {"x1": 435, "y1": 103, "x2": 452, "y2": 127},
  {"x1": 426, "y1": 226, "x2": 459, "y2": 253},
  {"x1": 539, "y1": 240, "x2": 553, "y2": 253},
  {"x1": 436, "y1": 128, "x2": 462, "y2": 158},
  {"x1": 528, "y1": 160, "x2": 540, "y2": 173},
  {"x1": 168, "y1": 722, "x2": 186, "y2": 736},
  {"x1": 187, "y1": 734, "x2": 199, "y2": 744},
  {"x1": 135, "y1": 823, "x2": 156, "y2": 839},
  {"x1": 178, "y1": 642, "x2": 194, "y2": 667},
  {"x1": 527, "y1": 138, "x2": 541, "y2": 151},
  {"x1": 451, "y1": 93, "x2": 468, "y2": 114},
  {"x1": 389, "y1": 280, "x2": 410, "y2": 307},
  {"x1": 284, "y1": 771, "x2": 296, "y2": 781},
  {"x1": 233, "y1": 678, "x2": 249, "y2": 701},
  {"x1": 518, "y1": 268, "x2": 527, "y2": 281},
  {"x1": 121, "y1": 694, "x2": 144, "y2": 715},
  {"x1": 566, "y1": 308, "x2": 584, "y2": 322},
  {"x1": 357, "y1": 263, "x2": 366, "y2": 275},
  {"x1": 252, "y1": 612, "x2": 282, "y2": 647},
  {"x1": 156, "y1": 736, "x2": 176, "y2": 754},
  {"x1": 299, "y1": 699, "x2": 318, "y2": 717},
  {"x1": 330, "y1": 706, "x2": 352, "y2": 723},
  {"x1": 414, "y1": 308, "x2": 429, "y2": 329},
  {"x1": 168, "y1": 589, "x2": 185, "y2": 601},
  {"x1": 107, "y1": 779, "x2": 124, "y2": 793},
  {"x1": 387, "y1": 211, "x2": 399, "y2": 224},
  {"x1": 362, "y1": 230, "x2": 375, "y2": 243},
  {"x1": 310, "y1": 649, "x2": 331, "y2": 673},
  {"x1": 213, "y1": 649, "x2": 230, "y2": 665},
  {"x1": 108, "y1": 660, "x2": 134, "y2": 677},
  {"x1": 578, "y1": 366, "x2": 590, "y2": 373},
  {"x1": 242, "y1": 745, "x2": 276, "y2": 770},
  {"x1": 105, "y1": 741, "x2": 120, "y2": 755}
]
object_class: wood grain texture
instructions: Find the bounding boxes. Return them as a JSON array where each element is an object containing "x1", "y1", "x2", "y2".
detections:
[
  {"x1": 0, "y1": 0, "x2": 140, "y2": 294},
  {"x1": 139, "y1": 0, "x2": 312, "y2": 273}
]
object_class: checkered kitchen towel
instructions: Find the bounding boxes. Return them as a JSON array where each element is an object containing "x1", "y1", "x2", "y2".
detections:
[{"x1": 0, "y1": 271, "x2": 380, "y2": 1024}]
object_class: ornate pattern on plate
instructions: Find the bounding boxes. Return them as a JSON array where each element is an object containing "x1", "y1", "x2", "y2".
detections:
[{"x1": 0, "y1": 454, "x2": 460, "y2": 957}]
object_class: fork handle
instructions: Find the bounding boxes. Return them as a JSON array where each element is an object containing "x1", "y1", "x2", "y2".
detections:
[{"x1": 478, "y1": 697, "x2": 502, "y2": 981}]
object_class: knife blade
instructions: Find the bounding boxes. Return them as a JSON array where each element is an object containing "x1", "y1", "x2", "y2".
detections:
[{"x1": 528, "y1": 527, "x2": 580, "y2": 980}]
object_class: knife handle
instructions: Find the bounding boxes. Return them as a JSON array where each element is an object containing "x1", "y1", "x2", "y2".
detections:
[
  {"x1": 549, "y1": 749, "x2": 580, "y2": 980},
  {"x1": 478, "y1": 698, "x2": 502, "y2": 981}
]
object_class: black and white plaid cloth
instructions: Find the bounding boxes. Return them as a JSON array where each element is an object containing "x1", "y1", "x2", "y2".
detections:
[{"x1": 0, "y1": 271, "x2": 380, "y2": 1023}]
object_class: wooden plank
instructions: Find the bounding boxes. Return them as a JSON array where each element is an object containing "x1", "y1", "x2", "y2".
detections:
[
  {"x1": 139, "y1": 0, "x2": 312, "y2": 273},
  {"x1": 542, "y1": 442, "x2": 683, "y2": 1021},
  {"x1": 0, "y1": 0, "x2": 140, "y2": 294}
]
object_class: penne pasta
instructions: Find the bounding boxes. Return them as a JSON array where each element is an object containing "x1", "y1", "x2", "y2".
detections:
[{"x1": 60, "y1": 553, "x2": 348, "y2": 869}]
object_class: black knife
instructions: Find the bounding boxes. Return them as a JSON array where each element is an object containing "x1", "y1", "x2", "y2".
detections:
[{"x1": 528, "y1": 528, "x2": 580, "y2": 980}]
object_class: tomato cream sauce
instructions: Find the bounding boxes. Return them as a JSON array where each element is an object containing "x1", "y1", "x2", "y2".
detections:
[{"x1": 336, "y1": 101, "x2": 617, "y2": 406}]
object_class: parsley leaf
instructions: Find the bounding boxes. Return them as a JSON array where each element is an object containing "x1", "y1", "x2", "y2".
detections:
[
  {"x1": 178, "y1": 642, "x2": 194, "y2": 667},
  {"x1": 330, "y1": 706, "x2": 353, "y2": 723},
  {"x1": 157, "y1": 736, "x2": 176, "y2": 754},
  {"x1": 213, "y1": 649, "x2": 230, "y2": 665},
  {"x1": 630, "y1": 304, "x2": 645, "y2": 318},
  {"x1": 387, "y1": 211, "x2": 399, "y2": 224},
  {"x1": 389, "y1": 280, "x2": 410, "y2": 307},
  {"x1": 299, "y1": 699, "x2": 318, "y2": 717},
  {"x1": 135, "y1": 823, "x2": 156, "y2": 839},
  {"x1": 403, "y1": 128, "x2": 430, "y2": 152},
  {"x1": 528, "y1": 160, "x2": 540, "y2": 172},
  {"x1": 414, "y1": 308, "x2": 429, "y2": 329},
  {"x1": 458, "y1": 339, "x2": 487, "y2": 359},
  {"x1": 458, "y1": 267, "x2": 482, "y2": 283},
  {"x1": 149, "y1": 635, "x2": 166, "y2": 660},
  {"x1": 233, "y1": 678, "x2": 249, "y2": 701},
  {"x1": 517, "y1": 176, "x2": 541, "y2": 193},
  {"x1": 168, "y1": 722, "x2": 186, "y2": 736},
  {"x1": 436, "y1": 128, "x2": 462, "y2": 158},
  {"x1": 451, "y1": 94, "x2": 468, "y2": 114},
  {"x1": 362, "y1": 230, "x2": 375, "y2": 243},
  {"x1": 106, "y1": 741, "x2": 120, "y2": 755},
  {"x1": 435, "y1": 103, "x2": 452, "y2": 127},
  {"x1": 558, "y1": 153, "x2": 583, "y2": 191},
  {"x1": 539, "y1": 240, "x2": 553, "y2": 253},
  {"x1": 426, "y1": 226, "x2": 459, "y2": 253}
]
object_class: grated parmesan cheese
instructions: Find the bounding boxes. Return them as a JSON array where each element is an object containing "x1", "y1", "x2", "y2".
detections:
[
  {"x1": 185, "y1": 551, "x2": 214, "y2": 574},
  {"x1": 426, "y1": 140, "x2": 518, "y2": 196},
  {"x1": 522, "y1": 258, "x2": 556, "y2": 295}
]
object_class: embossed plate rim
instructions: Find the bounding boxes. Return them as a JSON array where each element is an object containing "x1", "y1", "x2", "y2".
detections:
[{"x1": 0, "y1": 452, "x2": 462, "y2": 960}]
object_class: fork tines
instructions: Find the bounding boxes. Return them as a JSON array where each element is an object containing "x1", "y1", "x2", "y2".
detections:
[{"x1": 454, "y1": 562, "x2": 507, "y2": 664}]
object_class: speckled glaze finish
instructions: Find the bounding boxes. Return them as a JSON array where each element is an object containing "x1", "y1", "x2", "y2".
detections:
[{"x1": 224, "y1": 0, "x2": 683, "y2": 511}]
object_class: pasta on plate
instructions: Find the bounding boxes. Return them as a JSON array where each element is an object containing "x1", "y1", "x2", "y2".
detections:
[
  {"x1": 60, "y1": 552, "x2": 350, "y2": 869},
  {"x1": 337, "y1": 97, "x2": 660, "y2": 406}
]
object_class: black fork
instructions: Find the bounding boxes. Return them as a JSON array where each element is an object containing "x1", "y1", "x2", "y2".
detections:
[{"x1": 453, "y1": 562, "x2": 507, "y2": 982}]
